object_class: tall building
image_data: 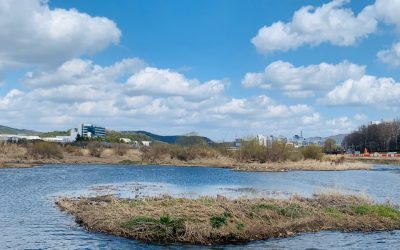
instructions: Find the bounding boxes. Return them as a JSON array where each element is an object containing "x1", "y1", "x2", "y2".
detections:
[{"x1": 78, "y1": 123, "x2": 106, "y2": 138}]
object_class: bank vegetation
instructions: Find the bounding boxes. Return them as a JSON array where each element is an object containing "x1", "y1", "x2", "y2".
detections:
[
  {"x1": 57, "y1": 193, "x2": 400, "y2": 245},
  {"x1": 0, "y1": 139, "x2": 369, "y2": 171}
]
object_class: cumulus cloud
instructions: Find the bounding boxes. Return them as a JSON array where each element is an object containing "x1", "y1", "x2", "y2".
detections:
[
  {"x1": 23, "y1": 58, "x2": 146, "y2": 87},
  {"x1": 242, "y1": 60, "x2": 365, "y2": 97},
  {"x1": 302, "y1": 113, "x2": 321, "y2": 125},
  {"x1": 252, "y1": 0, "x2": 377, "y2": 53},
  {"x1": 373, "y1": 0, "x2": 400, "y2": 27},
  {"x1": 324, "y1": 116, "x2": 355, "y2": 134},
  {"x1": 0, "y1": 56, "x2": 325, "y2": 138},
  {"x1": 252, "y1": 0, "x2": 400, "y2": 54},
  {"x1": 354, "y1": 113, "x2": 368, "y2": 121},
  {"x1": 377, "y1": 42, "x2": 400, "y2": 66},
  {"x1": 322, "y1": 75, "x2": 400, "y2": 105},
  {"x1": 0, "y1": 0, "x2": 120, "y2": 71},
  {"x1": 125, "y1": 67, "x2": 226, "y2": 99}
]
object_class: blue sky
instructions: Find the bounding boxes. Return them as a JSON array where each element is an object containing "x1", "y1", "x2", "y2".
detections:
[{"x1": 1, "y1": 0, "x2": 400, "y2": 140}]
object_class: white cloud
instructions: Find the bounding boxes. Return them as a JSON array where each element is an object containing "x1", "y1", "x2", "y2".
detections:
[
  {"x1": 252, "y1": 0, "x2": 377, "y2": 53},
  {"x1": 324, "y1": 116, "x2": 355, "y2": 134},
  {"x1": 242, "y1": 60, "x2": 365, "y2": 97},
  {"x1": 302, "y1": 113, "x2": 321, "y2": 125},
  {"x1": 373, "y1": 0, "x2": 400, "y2": 27},
  {"x1": 0, "y1": 0, "x2": 120, "y2": 71},
  {"x1": 125, "y1": 67, "x2": 226, "y2": 99},
  {"x1": 0, "y1": 57, "x2": 326, "y2": 138},
  {"x1": 23, "y1": 58, "x2": 146, "y2": 87},
  {"x1": 377, "y1": 42, "x2": 400, "y2": 66},
  {"x1": 322, "y1": 75, "x2": 400, "y2": 105},
  {"x1": 354, "y1": 113, "x2": 368, "y2": 121}
]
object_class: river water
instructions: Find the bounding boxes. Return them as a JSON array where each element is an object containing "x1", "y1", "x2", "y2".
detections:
[{"x1": 1, "y1": 164, "x2": 400, "y2": 249}]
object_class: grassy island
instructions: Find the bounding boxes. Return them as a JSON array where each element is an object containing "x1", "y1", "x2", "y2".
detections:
[{"x1": 56, "y1": 194, "x2": 400, "y2": 245}]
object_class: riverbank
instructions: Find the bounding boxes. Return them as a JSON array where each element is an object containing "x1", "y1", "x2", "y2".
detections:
[
  {"x1": 350, "y1": 157, "x2": 400, "y2": 166},
  {"x1": 0, "y1": 148, "x2": 370, "y2": 171},
  {"x1": 57, "y1": 193, "x2": 400, "y2": 245},
  {"x1": 0, "y1": 143, "x2": 370, "y2": 171}
]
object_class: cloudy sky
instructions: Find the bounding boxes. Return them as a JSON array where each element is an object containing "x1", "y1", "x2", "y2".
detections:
[{"x1": 0, "y1": 0, "x2": 399, "y2": 140}]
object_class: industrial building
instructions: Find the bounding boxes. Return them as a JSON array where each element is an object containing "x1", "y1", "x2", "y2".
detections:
[{"x1": 78, "y1": 124, "x2": 106, "y2": 138}]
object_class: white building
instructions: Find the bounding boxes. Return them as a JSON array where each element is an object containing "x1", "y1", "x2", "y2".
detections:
[
  {"x1": 42, "y1": 128, "x2": 79, "y2": 143},
  {"x1": 256, "y1": 134, "x2": 267, "y2": 146},
  {"x1": 120, "y1": 138, "x2": 132, "y2": 143},
  {"x1": 78, "y1": 123, "x2": 106, "y2": 138},
  {"x1": 0, "y1": 134, "x2": 41, "y2": 143},
  {"x1": 141, "y1": 141, "x2": 152, "y2": 146}
]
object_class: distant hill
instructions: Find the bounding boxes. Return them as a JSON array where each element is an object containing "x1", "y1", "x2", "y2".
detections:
[
  {"x1": 123, "y1": 130, "x2": 214, "y2": 144},
  {"x1": 325, "y1": 134, "x2": 347, "y2": 145},
  {"x1": 0, "y1": 125, "x2": 39, "y2": 135}
]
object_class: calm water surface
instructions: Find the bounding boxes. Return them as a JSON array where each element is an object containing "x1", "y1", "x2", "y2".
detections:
[{"x1": 1, "y1": 164, "x2": 400, "y2": 249}]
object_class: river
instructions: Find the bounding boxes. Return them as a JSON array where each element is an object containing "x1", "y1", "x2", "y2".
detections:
[{"x1": 1, "y1": 164, "x2": 400, "y2": 249}]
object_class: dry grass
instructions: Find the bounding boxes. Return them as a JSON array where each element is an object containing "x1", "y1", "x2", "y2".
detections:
[
  {"x1": 0, "y1": 142, "x2": 370, "y2": 171},
  {"x1": 232, "y1": 160, "x2": 370, "y2": 172},
  {"x1": 56, "y1": 193, "x2": 400, "y2": 245}
]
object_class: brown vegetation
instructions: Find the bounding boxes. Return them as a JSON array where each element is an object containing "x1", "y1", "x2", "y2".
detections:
[
  {"x1": 235, "y1": 140, "x2": 324, "y2": 163},
  {"x1": 26, "y1": 141, "x2": 63, "y2": 159},
  {"x1": 140, "y1": 143, "x2": 219, "y2": 163},
  {"x1": 87, "y1": 141, "x2": 104, "y2": 157},
  {"x1": 0, "y1": 141, "x2": 370, "y2": 171},
  {"x1": 112, "y1": 143, "x2": 130, "y2": 156},
  {"x1": 57, "y1": 193, "x2": 400, "y2": 245}
]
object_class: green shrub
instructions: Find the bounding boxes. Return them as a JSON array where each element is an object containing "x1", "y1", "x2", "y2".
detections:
[
  {"x1": 210, "y1": 215, "x2": 227, "y2": 229},
  {"x1": 301, "y1": 145, "x2": 323, "y2": 160},
  {"x1": 27, "y1": 141, "x2": 64, "y2": 159},
  {"x1": 210, "y1": 211, "x2": 232, "y2": 229}
]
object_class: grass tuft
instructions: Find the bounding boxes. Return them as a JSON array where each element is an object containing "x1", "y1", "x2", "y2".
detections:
[{"x1": 352, "y1": 204, "x2": 400, "y2": 219}]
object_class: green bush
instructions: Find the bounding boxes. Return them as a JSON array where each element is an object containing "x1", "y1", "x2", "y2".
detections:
[
  {"x1": 301, "y1": 145, "x2": 323, "y2": 160},
  {"x1": 27, "y1": 141, "x2": 64, "y2": 159},
  {"x1": 210, "y1": 215, "x2": 227, "y2": 229},
  {"x1": 210, "y1": 211, "x2": 232, "y2": 229}
]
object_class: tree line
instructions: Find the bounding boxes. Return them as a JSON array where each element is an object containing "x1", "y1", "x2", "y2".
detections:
[{"x1": 342, "y1": 119, "x2": 400, "y2": 152}]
